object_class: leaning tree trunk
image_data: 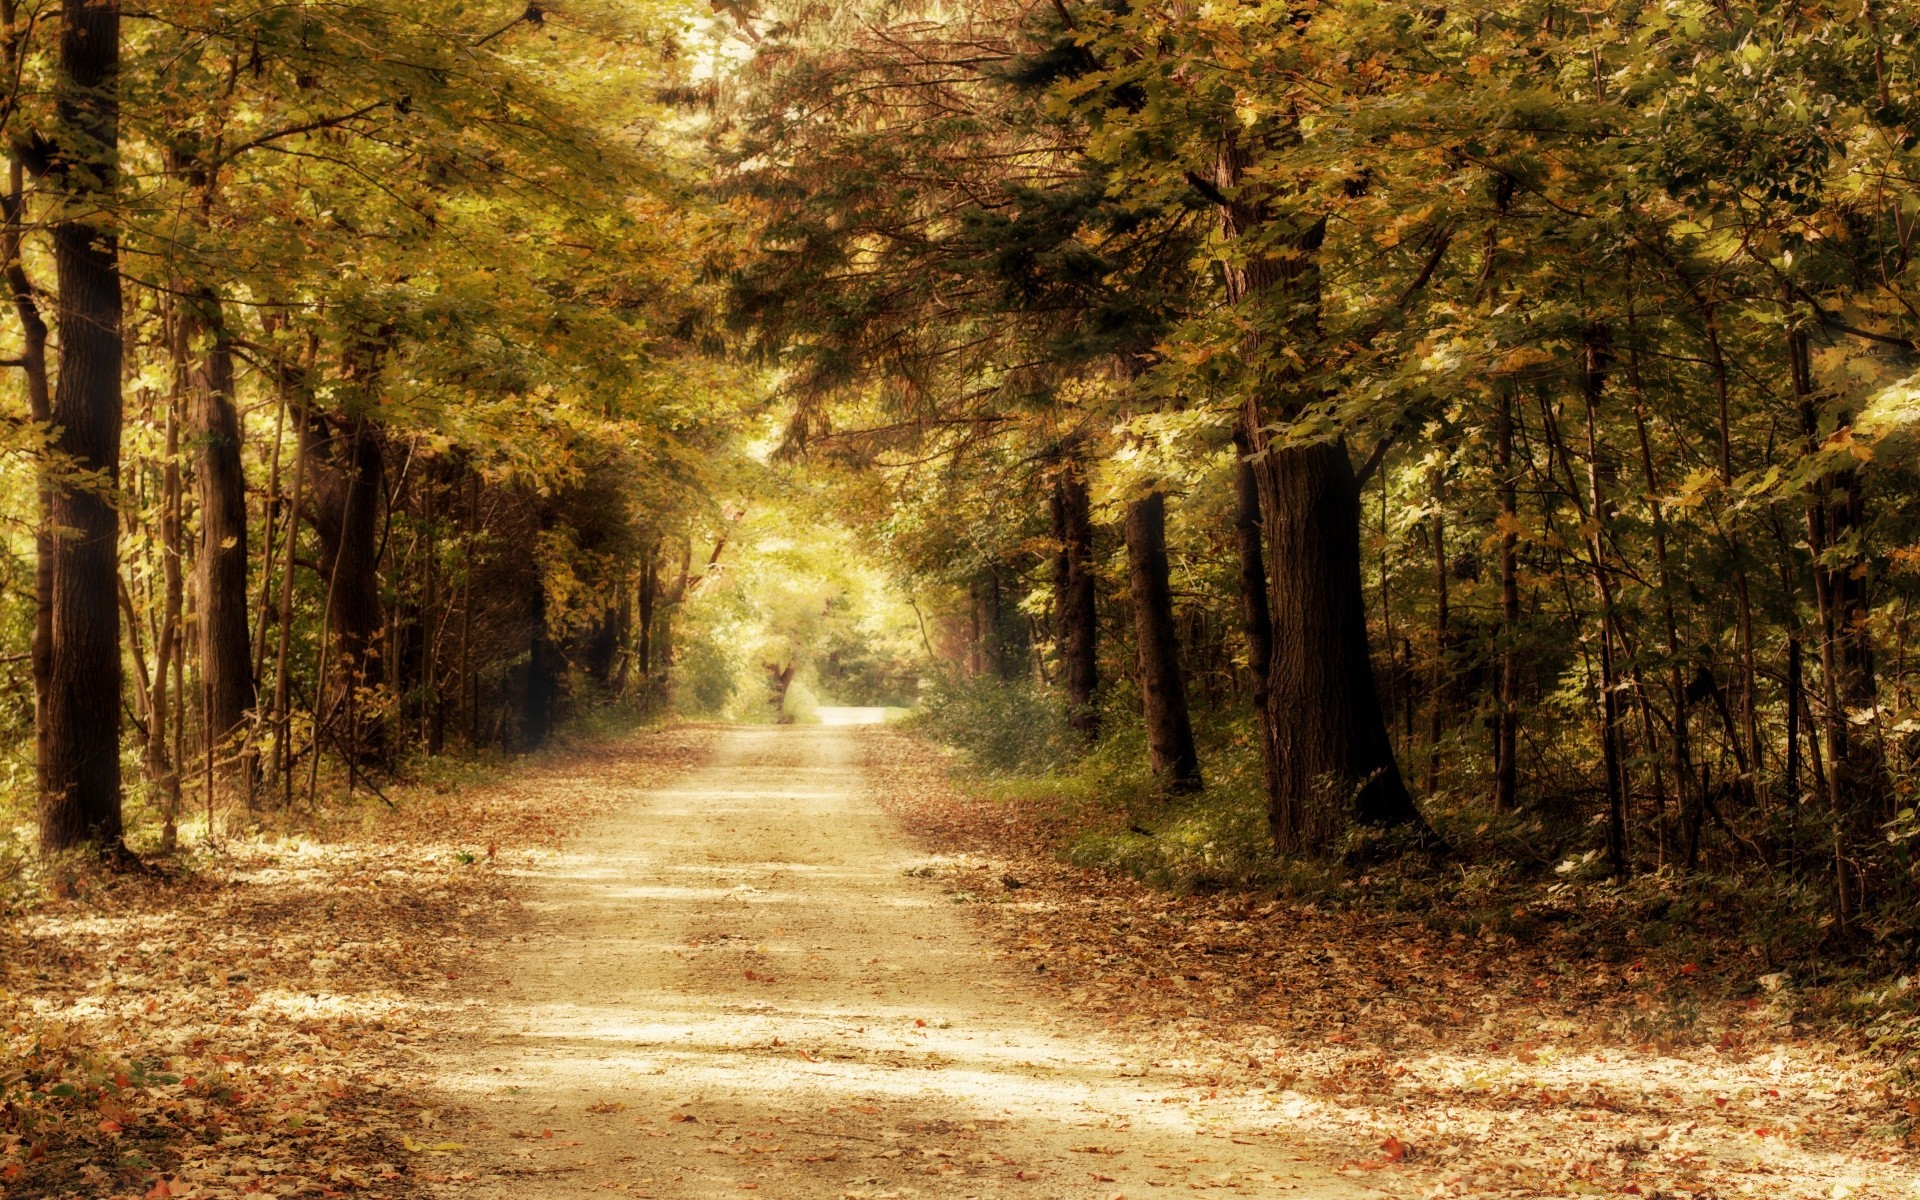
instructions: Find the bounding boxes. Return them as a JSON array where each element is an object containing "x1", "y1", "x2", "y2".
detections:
[
  {"x1": 183, "y1": 289, "x2": 255, "y2": 774},
  {"x1": 40, "y1": 0, "x2": 125, "y2": 855},
  {"x1": 1050, "y1": 455, "x2": 1099, "y2": 741},
  {"x1": 1213, "y1": 134, "x2": 1422, "y2": 853},
  {"x1": 1125, "y1": 491, "x2": 1201, "y2": 792}
]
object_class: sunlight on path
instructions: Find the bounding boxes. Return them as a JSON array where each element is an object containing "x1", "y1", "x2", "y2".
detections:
[
  {"x1": 814, "y1": 706, "x2": 892, "y2": 726},
  {"x1": 428, "y1": 726, "x2": 1364, "y2": 1199}
]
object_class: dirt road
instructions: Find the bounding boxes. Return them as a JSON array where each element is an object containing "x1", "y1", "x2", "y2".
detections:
[{"x1": 429, "y1": 721, "x2": 1364, "y2": 1199}]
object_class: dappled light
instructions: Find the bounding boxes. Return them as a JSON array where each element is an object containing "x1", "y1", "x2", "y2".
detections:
[
  {"x1": 1, "y1": 0, "x2": 1917, "y2": 1196},
  {"x1": 425, "y1": 725, "x2": 1355, "y2": 1199}
]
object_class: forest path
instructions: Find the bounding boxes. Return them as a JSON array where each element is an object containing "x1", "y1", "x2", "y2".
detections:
[{"x1": 428, "y1": 721, "x2": 1363, "y2": 1200}]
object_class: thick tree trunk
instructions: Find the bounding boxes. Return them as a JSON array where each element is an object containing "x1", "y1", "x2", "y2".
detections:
[
  {"x1": 1050, "y1": 457, "x2": 1098, "y2": 741},
  {"x1": 1213, "y1": 132, "x2": 1421, "y2": 851},
  {"x1": 1125, "y1": 491, "x2": 1200, "y2": 792},
  {"x1": 183, "y1": 290, "x2": 255, "y2": 772},
  {"x1": 1260, "y1": 440, "x2": 1422, "y2": 849},
  {"x1": 40, "y1": 0, "x2": 125, "y2": 855}
]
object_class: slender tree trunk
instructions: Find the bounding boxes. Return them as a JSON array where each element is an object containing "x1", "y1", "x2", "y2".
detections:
[
  {"x1": 1792, "y1": 319, "x2": 1883, "y2": 909},
  {"x1": 1050, "y1": 454, "x2": 1098, "y2": 741},
  {"x1": 1582, "y1": 329, "x2": 1630, "y2": 877},
  {"x1": 1232, "y1": 426, "x2": 1280, "y2": 815},
  {"x1": 526, "y1": 577, "x2": 556, "y2": 748},
  {"x1": 181, "y1": 289, "x2": 254, "y2": 777},
  {"x1": 423, "y1": 463, "x2": 444, "y2": 752},
  {"x1": 461, "y1": 469, "x2": 478, "y2": 743},
  {"x1": 1424, "y1": 459, "x2": 1450, "y2": 794},
  {"x1": 1494, "y1": 388, "x2": 1521, "y2": 812},
  {"x1": 1125, "y1": 490, "x2": 1201, "y2": 792},
  {"x1": 3, "y1": 158, "x2": 52, "y2": 809},
  {"x1": 142, "y1": 386, "x2": 184, "y2": 847},
  {"x1": 1627, "y1": 335, "x2": 1692, "y2": 863},
  {"x1": 638, "y1": 544, "x2": 656, "y2": 682},
  {"x1": 40, "y1": 0, "x2": 125, "y2": 855},
  {"x1": 1702, "y1": 309, "x2": 1764, "y2": 801},
  {"x1": 271, "y1": 385, "x2": 309, "y2": 802},
  {"x1": 610, "y1": 573, "x2": 632, "y2": 695},
  {"x1": 305, "y1": 412, "x2": 386, "y2": 761},
  {"x1": 1785, "y1": 635, "x2": 1803, "y2": 806}
]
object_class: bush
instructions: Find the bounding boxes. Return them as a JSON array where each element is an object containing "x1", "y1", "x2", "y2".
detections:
[{"x1": 902, "y1": 673, "x2": 1072, "y2": 774}]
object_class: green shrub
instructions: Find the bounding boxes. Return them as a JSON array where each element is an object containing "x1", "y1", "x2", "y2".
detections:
[{"x1": 903, "y1": 673, "x2": 1072, "y2": 774}]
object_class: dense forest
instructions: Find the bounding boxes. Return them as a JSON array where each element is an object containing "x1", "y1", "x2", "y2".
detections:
[
  {"x1": 720, "y1": 0, "x2": 1920, "y2": 948},
  {"x1": 0, "y1": 0, "x2": 1918, "y2": 1196},
  {"x1": 1, "y1": 0, "x2": 1917, "y2": 936}
]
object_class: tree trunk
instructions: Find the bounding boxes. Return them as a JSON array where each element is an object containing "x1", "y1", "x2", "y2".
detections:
[
  {"x1": 270, "y1": 379, "x2": 310, "y2": 801},
  {"x1": 1050, "y1": 456, "x2": 1098, "y2": 741},
  {"x1": 1260, "y1": 440, "x2": 1423, "y2": 848},
  {"x1": 1125, "y1": 491, "x2": 1201, "y2": 793},
  {"x1": 1212, "y1": 132, "x2": 1421, "y2": 850},
  {"x1": 584, "y1": 603, "x2": 620, "y2": 686},
  {"x1": 305, "y1": 412, "x2": 386, "y2": 761},
  {"x1": 637, "y1": 545, "x2": 656, "y2": 681},
  {"x1": 1424, "y1": 459, "x2": 1450, "y2": 794},
  {"x1": 1231, "y1": 426, "x2": 1280, "y2": 810},
  {"x1": 4, "y1": 158, "x2": 52, "y2": 810},
  {"x1": 1494, "y1": 388, "x2": 1521, "y2": 813},
  {"x1": 1582, "y1": 329, "x2": 1630, "y2": 878},
  {"x1": 183, "y1": 289, "x2": 254, "y2": 774},
  {"x1": 40, "y1": 0, "x2": 125, "y2": 855},
  {"x1": 526, "y1": 578, "x2": 557, "y2": 748}
]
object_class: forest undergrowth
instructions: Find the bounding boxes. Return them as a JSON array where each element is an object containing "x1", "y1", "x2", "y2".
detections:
[
  {"x1": 0, "y1": 724, "x2": 716, "y2": 1200},
  {"x1": 885, "y1": 708, "x2": 1920, "y2": 1199}
]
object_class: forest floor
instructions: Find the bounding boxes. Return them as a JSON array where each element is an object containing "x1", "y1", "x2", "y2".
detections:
[
  {"x1": 3, "y1": 722, "x2": 1915, "y2": 1199},
  {"x1": 870, "y1": 734, "x2": 1919, "y2": 1200}
]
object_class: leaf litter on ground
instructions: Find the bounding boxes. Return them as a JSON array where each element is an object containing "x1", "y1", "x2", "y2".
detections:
[
  {"x1": 861, "y1": 728, "x2": 1920, "y2": 1200},
  {"x1": 0, "y1": 725, "x2": 717, "y2": 1200}
]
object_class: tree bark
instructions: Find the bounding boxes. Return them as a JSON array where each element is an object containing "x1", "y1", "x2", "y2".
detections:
[
  {"x1": 1493, "y1": 388, "x2": 1521, "y2": 813},
  {"x1": 1424, "y1": 459, "x2": 1450, "y2": 794},
  {"x1": 1050, "y1": 455, "x2": 1098, "y2": 741},
  {"x1": 3, "y1": 158, "x2": 52, "y2": 809},
  {"x1": 182, "y1": 289, "x2": 254, "y2": 774},
  {"x1": 1260, "y1": 440, "x2": 1422, "y2": 847},
  {"x1": 526, "y1": 577, "x2": 557, "y2": 748},
  {"x1": 1231, "y1": 426, "x2": 1280, "y2": 808},
  {"x1": 637, "y1": 544, "x2": 656, "y2": 681},
  {"x1": 304, "y1": 411, "x2": 386, "y2": 762},
  {"x1": 1125, "y1": 491, "x2": 1201, "y2": 792},
  {"x1": 1582, "y1": 329, "x2": 1630, "y2": 878},
  {"x1": 1212, "y1": 132, "x2": 1422, "y2": 851},
  {"x1": 40, "y1": 0, "x2": 125, "y2": 855}
]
